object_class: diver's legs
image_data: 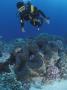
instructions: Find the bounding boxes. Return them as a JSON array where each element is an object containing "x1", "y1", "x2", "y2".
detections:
[
  {"x1": 36, "y1": 25, "x2": 40, "y2": 31},
  {"x1": 20, "y1": 19, "x2": 25, "y2": 32}
]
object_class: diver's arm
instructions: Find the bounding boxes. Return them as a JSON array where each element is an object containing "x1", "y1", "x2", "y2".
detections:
[
  {"x1": 38, "y1": 10, "x2": 47, "y2": 18},
  {"x1": 39, "y1": 10, "x2": 50, "y2": 24}
]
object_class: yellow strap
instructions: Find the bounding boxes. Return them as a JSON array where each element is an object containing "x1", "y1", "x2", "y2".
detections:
[
  {"x1": 33, "y1": 19, "x2": 40, "y2": 22},
  {"x1": 31, "y1": 5, "x2": 34, "y2": 13},
  {"x1": 19, "y1": 6, "x2": 25, "y2": 12}
]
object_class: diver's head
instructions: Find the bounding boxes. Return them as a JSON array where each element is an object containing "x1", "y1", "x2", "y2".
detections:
[
  {"x1": 23, "y1": 0, "x2": 31, "y2": 4},
  {"x1": 17, "y1": 2, "x2": 24, "y2": 9},
  {"x1": 17, "y1": 2, "x2": 25, "y2": 12}
]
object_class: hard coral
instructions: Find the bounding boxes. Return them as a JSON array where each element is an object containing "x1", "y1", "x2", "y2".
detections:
[{"x1": 46, "y1": 65, "x2": 60, "y2": 81}]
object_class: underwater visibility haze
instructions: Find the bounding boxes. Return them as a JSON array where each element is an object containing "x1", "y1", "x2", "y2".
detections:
[
  {"x1": 0, "y1": 0, "x2": 67, "y2": 39},
  {"x1": 0, "y1": 0, "x2": 67, "y2": 90}
]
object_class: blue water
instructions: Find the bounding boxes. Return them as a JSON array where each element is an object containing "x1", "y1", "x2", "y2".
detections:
[
  {"x1": 0, "y1": 1, "x2": 67, "y2": 90},
  {"x1": 0, "y1": 0, "x2": 67, "y2": 40}
]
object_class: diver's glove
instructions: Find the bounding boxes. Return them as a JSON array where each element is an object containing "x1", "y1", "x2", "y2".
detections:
[{"x1": 44, "y1": 17, "x2": 50, "y2": 24}]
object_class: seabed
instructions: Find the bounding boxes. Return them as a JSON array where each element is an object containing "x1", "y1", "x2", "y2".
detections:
[{"x1": 0, "y1": 33, "x2": 67, "y2": 90}]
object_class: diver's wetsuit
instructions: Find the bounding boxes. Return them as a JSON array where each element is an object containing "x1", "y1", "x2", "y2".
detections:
[
  {"x1": 17, "y1": 2, "x2": 49, "y2": 31},
  {"x1": 27, "y1": 4, "x2": 49, "y2": 28},
  {"x1": 29, "y1": 7, "x2": 44, "y2": 28},
  {"x1": 19, "y1": 9, "x2": 30, "y2": 30}
]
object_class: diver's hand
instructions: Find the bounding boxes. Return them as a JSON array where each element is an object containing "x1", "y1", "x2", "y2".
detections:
[
  {"x1": 46, "y1": 19, "x2": 50, "y2": 24},
  {"x1": 44, "y1": 18, "x2": 50, "y2": 24}
]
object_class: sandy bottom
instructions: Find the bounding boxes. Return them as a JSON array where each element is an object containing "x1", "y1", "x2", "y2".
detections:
[{"x1": 30, "y1": 80, "x2": 67, "y2": 90}]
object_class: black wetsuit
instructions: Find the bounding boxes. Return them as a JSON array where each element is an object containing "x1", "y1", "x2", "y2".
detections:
[{"x1": 19, "y1": 3, "x2": 48, "y2": 29}]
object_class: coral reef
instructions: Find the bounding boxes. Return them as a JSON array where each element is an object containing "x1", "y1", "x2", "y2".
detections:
[
  {"x1": 0, "y1": 33, "x2": 67, "y2": 90},
  {"x1": 46, "y1": 65, "x2": 60, "y2": 81}
]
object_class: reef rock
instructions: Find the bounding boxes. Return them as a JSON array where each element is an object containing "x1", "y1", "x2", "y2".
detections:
[
  {"x1": 0, "y1": 52, "x2": 10, "y2": 72},
  {"x1": 49, "y1": 51, "x2": 60, "y2": 66},
  {"x1": 27, "y1": 40, "x2": 39, "y2": 55},
  {"x1": 27, "y1": 51, "x2": 46, "y2": 76},
  {"x1": 0, "y1": 34, "x2": 67, "y2": 90},
  {"x1": 56, "y1": 52, "x2": 67, "y2": 79}
]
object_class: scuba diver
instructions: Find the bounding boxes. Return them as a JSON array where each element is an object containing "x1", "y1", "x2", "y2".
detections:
[{"x1": 17, "y1": 1, "x2": 50, "y2": 32}]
